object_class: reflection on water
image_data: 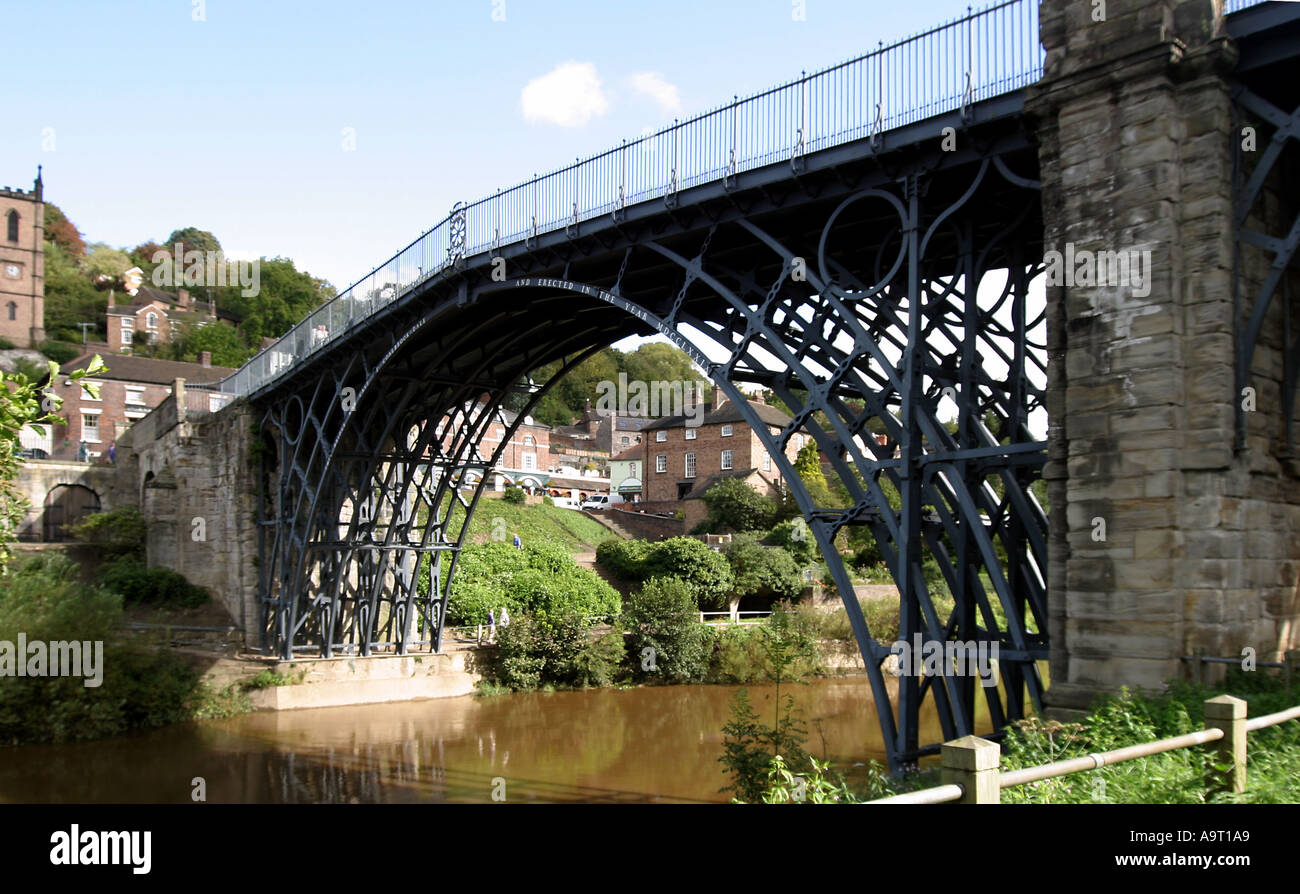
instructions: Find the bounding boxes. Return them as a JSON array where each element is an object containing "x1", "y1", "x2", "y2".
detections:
[{"x1": 0, "y1": 677, "x2": 985, "y2": 804}]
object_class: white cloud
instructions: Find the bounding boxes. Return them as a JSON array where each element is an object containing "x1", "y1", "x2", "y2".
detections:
[
  {"x1": 520, "y1": 62, "x2": 609, "y2": 127},
  {"x1": 628, "y1": 71, "x2": 682, "y2": 115}
]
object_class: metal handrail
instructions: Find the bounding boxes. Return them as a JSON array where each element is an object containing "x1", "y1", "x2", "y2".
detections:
[{"x1": 216, "y1": 0, "x2": 1044, "y2": 399}]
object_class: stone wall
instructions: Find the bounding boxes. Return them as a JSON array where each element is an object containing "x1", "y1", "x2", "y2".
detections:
[
  {"x1": 117, "y1": 398, "x2": 261, "y2": 645},
  {"x1": 12, "y1": 460, "x2": 125, "y2": 541},
  {"x1": 610, "y1": 506, "x2": 683, "y2": 541},
  {"x1": 1030, "y1": 0, "x2": 1300, "y2": 709}
]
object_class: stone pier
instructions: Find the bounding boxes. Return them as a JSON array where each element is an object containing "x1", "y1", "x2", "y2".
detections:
[{"x1": 1030, "y1": 0, "x2": 1300, "y2": 708}]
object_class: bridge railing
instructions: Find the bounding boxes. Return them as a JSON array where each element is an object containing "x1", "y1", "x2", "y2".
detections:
[
  {"x1": 866, "y1": 694, "x2": 1300, "y2": 804},
  {"x1": 218, "y1": 0, "x2": 1044, "y2": 398}
]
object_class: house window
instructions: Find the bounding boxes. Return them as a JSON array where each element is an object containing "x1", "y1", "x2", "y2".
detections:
[
  {"x1": 620, "y1": 436, "x2": 630, "y2": 447},
  {"x1": 655, "y1": 431, "x2": 666, "y2": 442},
  {"x1": 121, "y1": 319, "x2": 134, "y2": 344},
  {"x1": 146, "y1": 312, "x2": 159, "y2": 330},
  {"x1": 762, "y1": 449, "x2": 772, "y2": 471},
  {"x1": 684, "y1": 428, "x2": 697, "y2": 440},
  {"x1": 522, "y1": 453, "x2": 536, "y2": 471},
  {"x1": 656, "y1": 455, "x2": 667, "y2": 473},
  {"x1": 80, "y1": 381, "x2": 102, "y2": 402},
  {"x1": 125, "y1": 386, "x2": 146, "y2": 406},
  {"x1": 5, "y1": 301, "x2": 14, "y2": 321},
  {"x1": 721, "y1": 449, "x2": 733, "y2": 470},
  {"x1": 6, "y1": 210, "x2": 18, "y2": 243},
  {"x1": 721, "y1": 424, "x2": 733, "y2": 437},
  {"x1": 524, "y1": 435, "x2": 535, "y2": 446},
  {"x1": 684, "y1": 453, "x2": 696, "y2": 478},
  {"x1": 81, "y1": 413, "x2": 101, "y2": 442}
]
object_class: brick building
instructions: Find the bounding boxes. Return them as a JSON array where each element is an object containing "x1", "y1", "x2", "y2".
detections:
[
  {"x1": 106, "y1": 285, "x2": 218, "y2": 353},
  {"x1": 0, "y1": 169, "x2": 45, "y2": 348},
  {"x1": 50, "y1": 352, "x2": 234, "y2": 461},
  {"x1": 445, "y1": 403, "x2": 553, "y2": 489},
  {"x1": 641, "y1": 393, "x2": 807, "y2": 504}
]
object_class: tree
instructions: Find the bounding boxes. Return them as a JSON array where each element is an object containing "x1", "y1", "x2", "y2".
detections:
[
  {"x1": 641, "y1": 537, "x2": 733, "y2": 608},
  {"x1": 84, "y1": 244, "x2": 133, "y2": 280},
  {"x1": 42, "y1": 240, "x2": 103, "y2": 342},
  {"x1": 163, "y1": 227, "x2": 222, "y2": 257},
  {"x1": 699, "y1": 477, "x2": 778, "y2": 533},
  {"x1": 42, "y1": 203, "x2": 85, "y2": 258},
  {"x1": 794, "y1": 441, "x2": 833, "y2": 507},
  {"x1": 167, "y1": 321, "x2": 252, "y2": 368},
  {"x1": 722, "y1": 534, "x2": 805, "y2": 618},
  {"x1": 219, "y1": 256, "x2": 336, "y2": 343},
  {"x1": 1, "y1": 357, "x2": 102, "y2": 571},
  {"x1": 620, "y1": 577, "x2": 712, "y2": 683}
]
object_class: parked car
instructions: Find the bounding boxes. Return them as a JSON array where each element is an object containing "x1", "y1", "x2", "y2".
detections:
[{"x1": 581, "y1": 493, "x2": 625, "y2": 511}]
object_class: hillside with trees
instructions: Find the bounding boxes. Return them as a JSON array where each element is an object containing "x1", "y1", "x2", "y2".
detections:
[{"x1": 39, "y1": 203, "x2": 336, "y2": 368}]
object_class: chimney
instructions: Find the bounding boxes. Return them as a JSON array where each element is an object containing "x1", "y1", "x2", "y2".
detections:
[
  {"x1": 713, "y1": 390, "x2": 729, "y2": 412},
  {"x1": 106, "y1": 289, "x2": 114, "y2": 309},
  {"x1": 177, "y1": 288, "x2": 191, "y2": 308},
  {"x1": 199, "y1": 351, "x2": 212, "y2": 368}
]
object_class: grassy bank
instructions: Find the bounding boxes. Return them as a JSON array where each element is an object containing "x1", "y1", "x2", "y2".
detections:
[{"x1": 462, "y1": 499, "x2": 618, "y2": 551}]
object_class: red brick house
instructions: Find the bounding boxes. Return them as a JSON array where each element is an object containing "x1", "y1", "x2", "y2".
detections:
[
  {"x1": 106, "y1": 285, "x2": 219, "y2": 353},
  {"x1": 641, "y1": 393, "x2": 808, "y2": 511},
  {"x1": 49, "y1": 352, "x2": 233, "y2": 461}
]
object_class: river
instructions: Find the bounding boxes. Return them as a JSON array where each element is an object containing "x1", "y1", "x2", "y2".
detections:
[{"x1": 0, "y1": 676, "x2": 985, "y2": 803}]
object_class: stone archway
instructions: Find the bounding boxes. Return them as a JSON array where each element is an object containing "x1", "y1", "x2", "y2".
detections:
[{"x1": 42, "y1": 484, "x2": 101, "y2": 542}]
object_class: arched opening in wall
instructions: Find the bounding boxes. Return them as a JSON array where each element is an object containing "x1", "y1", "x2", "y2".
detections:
[{"x1": 43, "y1": 484, "x2": 101, "y2": 542}]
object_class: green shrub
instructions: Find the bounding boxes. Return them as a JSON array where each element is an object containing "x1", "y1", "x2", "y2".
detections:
[
  {"x1": 443, "y1": 542, "x2": 620, "y2": 626},
  {"x1": 98, "y1": 556, "x2": 210, "y2": 609},
  {"x1": 38, "y1": 341, "x2": 81, "y2": 365},
  {"x1": 502, "y1": 487, "x2": 526, "y2": 504},
  {"x1": 621, "y1": 577, "x2": 713, "y2": 684},
  {"x1": 492, "y1": 610, "x2": 607, "y2": 691},
  {"x1": 69, "y1": 507, "x2": 147, "y2": 558},
  {"x1": 0, "y1": 336, "x2": 14, "y2": 350},
  {"x1": 595, "y1": 537, "x2": 650, "y2": 579},
  {"x1": 764, "y1": 519, "x2": 820, "y2": 568},
  {"x1": 723, "y1": 534, "x2": 805, "y2": 605},
  {"x1": 700, "y1": 477, "x2": 778, "y2": 532},
  {"x1": 0, "y1": 558, "x2": 204, "y2": 745}
]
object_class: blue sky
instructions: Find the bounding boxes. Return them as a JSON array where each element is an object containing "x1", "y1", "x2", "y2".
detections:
[{"x1": 4, "y1": 0, "x2": 978, "y2": 293}]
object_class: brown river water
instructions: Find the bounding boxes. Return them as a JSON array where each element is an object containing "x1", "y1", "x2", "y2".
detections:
[{"x1": 0, "y1": 677, "x2": 984, "y2": 803}]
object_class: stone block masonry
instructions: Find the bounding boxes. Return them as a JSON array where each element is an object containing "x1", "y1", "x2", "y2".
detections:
[
  {"x1": 116, "y1": 396, "x2": 262, "y2": 648},
  {"x1": 1031, "y1": 0, "x2": 1300, "y2": 709}
]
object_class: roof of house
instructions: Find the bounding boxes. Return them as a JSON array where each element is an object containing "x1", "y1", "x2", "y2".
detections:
[
  {"x1": 610, "y1": 445, "x2": 643, "y2": 462},
  {"x1": 642, "y1": 398, "x2": 792, "y2": 432},
  {"x1": 63, "y1": 352, "x2": 235, "y2": 386}
]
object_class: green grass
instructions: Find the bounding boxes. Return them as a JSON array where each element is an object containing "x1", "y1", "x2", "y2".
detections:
[{"x1": 463, "y1": 499, "x2": 619, "y2": 552}]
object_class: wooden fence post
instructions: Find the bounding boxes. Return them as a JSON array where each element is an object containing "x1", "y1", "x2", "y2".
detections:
[
  {"x1": 942, "y1": 735, "x2": 1001, "y2": 804},
  {"x1": 1203, "y1": 695, "x2": 1247, "y2": 796}
]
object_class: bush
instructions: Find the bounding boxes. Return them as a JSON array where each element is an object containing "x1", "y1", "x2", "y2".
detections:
[
  {"x1": 723, "y1": 535, "x2": 805, "y2": 605},
  {"x1": 444, "y1": 542, "x2": 620, "y2": 626},
  {"x1": 502, "y1": 487, "x2": 526, "y2": 504},
  {"x1": 596, "y1": 536, "x2": 733, "y2": 609},
  {"x1": 38, "y1": 341, "x2": 81, "y2": 365},
  {"x1": 98, "y1": 556, "x2": 210, "y2": 609},
  {"x1": 0, "y1": 336, "x2": 14, "y2": 349},
  {"x1": 700, "y1": 478, "x2": 778, "y2": 532},
  {"x1": 764, "y1": 519, "x2": 820, "y2": 568},
  {"x1": 492, "y1": 610, "x2": 618, "y2": 691},
  {"x1": 621, "y1": 577, "x2": 713, "y2": 684},
  {"x1": 0, "y1": 557, "x2": 203, "y2": 745},
  {"x1": 69, "y1": 507, "x2": 147, "y2": 558}
]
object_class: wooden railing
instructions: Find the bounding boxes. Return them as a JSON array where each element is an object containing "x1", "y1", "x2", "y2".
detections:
[{"x1": 867, "y1": 695, "x2": 1300, "y2": 804}]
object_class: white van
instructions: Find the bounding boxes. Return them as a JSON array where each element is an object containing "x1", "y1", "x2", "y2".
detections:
[{"x1": 581, "y1": 493, "x2": 626, "y2": 511}]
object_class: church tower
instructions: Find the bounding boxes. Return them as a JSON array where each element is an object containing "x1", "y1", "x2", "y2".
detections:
[{"x1": 0, "y1": 168, "x2": 45, "y2": 347}]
